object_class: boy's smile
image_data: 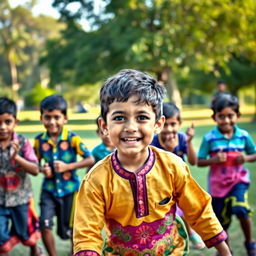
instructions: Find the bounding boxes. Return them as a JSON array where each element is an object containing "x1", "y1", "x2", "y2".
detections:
[
  {"x1": 100, "y1": 96, "x2": 164, "y2": 170},
  {"x1": 41, "y1": 109, "x2": 67, "y2": 137},
  {"x1": 213, "y1": 107, "x2": 239, "y2": 138},
  {"x1": 160, "y1": 115, "x2": 181, "y2": 143},
  {"x1": 0, "y1": 113, "x2": 17, "y2": 142}
]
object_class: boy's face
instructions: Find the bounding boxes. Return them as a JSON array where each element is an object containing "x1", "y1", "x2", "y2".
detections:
[
  {"x1": 0, "y1": 113, "x2": 17, "y2": 142},
  {"x1": 41, "y1": 109, "x2": 67, "y2": 137},
  {"x1": 160, "y1": 115, "x2": 181, "y2": 143},
  {"x1": 99, "y1": 96, "x2": 164, "y2": 161},
  {"x1": 213, "y1": 107, "x2": 239, "y2": 135}
]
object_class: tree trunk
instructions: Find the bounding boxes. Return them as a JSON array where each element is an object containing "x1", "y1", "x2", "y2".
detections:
[
  {"x1": 160, "y1": 67, "x2": 182, "y2": 109},
  {"x1": 7, "y1": 48, "x2": 19, "y2": 96}
]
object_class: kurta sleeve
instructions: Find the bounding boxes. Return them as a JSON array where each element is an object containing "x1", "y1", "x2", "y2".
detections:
[
  {"x1": 173, "y1": 159, "x2": 227, "y2": 247},
  {"x1": 73, "y1": 175, "x2": 105, "y2": 255}
]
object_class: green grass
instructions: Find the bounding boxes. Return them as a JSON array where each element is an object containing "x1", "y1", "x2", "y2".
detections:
[{"x1": 8, "y1": 108, "x2": 256, "y2": 255}]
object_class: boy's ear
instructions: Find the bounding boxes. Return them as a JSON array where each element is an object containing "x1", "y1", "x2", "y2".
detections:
[
  {"x1": 98, "y1": 117, "x2": 108, "y2": 135},
  {"x1": 154, "y1": 115, "x2": 165, "y2": 134},
  {"x1": 212, "y1": 114, "x2": 216, "y2": 121},
  {"x1": 14, "y1": 119, "x2": 19, "y2": 126}
]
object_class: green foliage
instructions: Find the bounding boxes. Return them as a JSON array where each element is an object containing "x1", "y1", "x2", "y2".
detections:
[
  {"x1": 23, "y1": 84, "x2": 55, "y2": 108},
  {"x1": 46, "y1": 0, "x2": 256, "y2": 101},
  {"x1": 0, "y1": 0, "x2": 65, "y2": 96}
]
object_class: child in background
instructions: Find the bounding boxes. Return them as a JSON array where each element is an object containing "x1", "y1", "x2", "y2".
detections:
[
  {"x1": 151, "y1": 102, "x2": 205, "y2": 250},
  {"x1": 91, "y1": 116, "x2": 115, "y2": 164},
  {"x1": 0, "y1": 97, "x2": 44, "y2": 256},
  {"x1": 34, "y1": 95, "x2": 94, "y2": 256},
  {"x1": 73, "y1": 69, "x2": 231, "y2": 255},
  {"x1": 198, "y1": 94, "x2": 256, "y2": 256}
]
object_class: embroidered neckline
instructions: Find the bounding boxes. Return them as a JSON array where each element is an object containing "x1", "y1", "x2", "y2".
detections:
[
  {"x1": 111, "y1": 147, "x2": 155, "y2": 179},
  {"x1": 111, "y1": 148, "x2": 155, "y2": 218}
]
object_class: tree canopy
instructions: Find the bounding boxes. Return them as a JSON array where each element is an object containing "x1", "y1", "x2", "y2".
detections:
[{"x1": 42, "y1": 0, "x2": 256, "y2": 104}]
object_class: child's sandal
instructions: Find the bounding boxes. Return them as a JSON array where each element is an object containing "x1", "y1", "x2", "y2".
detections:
[{"x1": 245, "y1": 241, "x2": 256, "y2": 256}]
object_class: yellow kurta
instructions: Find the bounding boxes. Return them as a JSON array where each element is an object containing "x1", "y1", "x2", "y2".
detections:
[{"x1": 73, "y1": 146, "x2": 226, "y2": 255}]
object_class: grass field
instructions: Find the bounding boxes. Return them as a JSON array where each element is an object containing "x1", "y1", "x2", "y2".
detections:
[{"x1": 8, "y1": 106, "x2": 256, "y2": 255}]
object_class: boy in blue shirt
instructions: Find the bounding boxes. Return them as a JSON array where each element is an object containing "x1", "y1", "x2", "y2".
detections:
[
  {"x1": 34, "y1": 95, "x2": 94, "y2": 256},
  {"x1": 198, "y1": 94, "x2": 256, "y2": 256}
]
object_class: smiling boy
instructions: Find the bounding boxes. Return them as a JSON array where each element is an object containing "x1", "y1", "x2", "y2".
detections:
[
  {"x1": 73, "y1": 69, "x2": 231, "y2": 255},
  {"x1": 34, "y1": 95, "x2": 94, "y2": 256}
]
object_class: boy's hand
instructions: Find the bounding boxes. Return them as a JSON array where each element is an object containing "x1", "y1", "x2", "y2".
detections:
[
  {"x1": 215, "y1": 148, "x2": 227, "y2": 163},
  {"x1": 235, "y1": 151, "x2": 246, "y2": 164},
  {"x1": 186, "y1": 123, "x2": 195, "y2": 143},
  {"x1": 41, "y1": 163, "x2": 53, "y2": 178},
  {"x1": 10, "y1": 139, "x2": 20, "y2": 159},
  {"x1": 54, "y1": 160, "x2": 68, "y2": 173}
]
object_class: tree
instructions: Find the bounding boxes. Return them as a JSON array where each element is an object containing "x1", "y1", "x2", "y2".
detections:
[
  {"x1": 45, "y1": 0, "x2": 256, "y2": 106},
  {"x1": 0, "y1": 0, "x2": 65, "y2": 99}
]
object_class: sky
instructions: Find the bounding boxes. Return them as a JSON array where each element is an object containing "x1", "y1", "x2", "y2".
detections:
[
  {"x1": 9, "y1": 0, "x2": 92, "y2": 30},
  {"x1": 9, "y1": 0, "x2": 60, "y2": 18}
]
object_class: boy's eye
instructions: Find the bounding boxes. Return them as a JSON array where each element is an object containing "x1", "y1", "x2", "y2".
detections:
[
  {"x1": 137, "y1": 115, "x2": 149, "y2": 121},
  {"x1": 113, "y1": 116, "x2": 124, "y2": 121},
  {"x1": 5, "y1": 120, "x2": 12, "y2": 125},
  {"x1": 218, "y1": 114, "x2": 235, "y2": 120}
]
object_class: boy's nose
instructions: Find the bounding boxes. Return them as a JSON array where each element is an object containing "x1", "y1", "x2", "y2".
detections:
[{"x1": 124, "y1": 120, "x2": 138, "y2": 132}]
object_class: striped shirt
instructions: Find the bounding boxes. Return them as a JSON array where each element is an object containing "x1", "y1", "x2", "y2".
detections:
[{"x1": 198, "y1": 125, "x2": 256, "y2": 197}]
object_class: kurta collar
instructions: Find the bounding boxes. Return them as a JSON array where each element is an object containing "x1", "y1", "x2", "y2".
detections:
[{"x1": 111, "y1": 147, "x2": 155, "y2": 179}]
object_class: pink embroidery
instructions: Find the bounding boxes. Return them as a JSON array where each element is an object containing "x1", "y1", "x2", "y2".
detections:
[
  {"x1": 204, "y1": 230, "x2": 227, "y2": 248},
  {"x1": 135, "y1": 225, "x2": 154, "y2": 245}
]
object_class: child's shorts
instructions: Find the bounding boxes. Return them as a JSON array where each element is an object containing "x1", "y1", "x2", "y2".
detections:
[
  {"x1": 212, "y1": 182, "x2": 252, "y2": 230},
  {"x1": 39, "y1": 190, "x2": 77, "y2": 239},
  {"x1": 0, "y1": 199, "x2": 40, "y2": 253}
]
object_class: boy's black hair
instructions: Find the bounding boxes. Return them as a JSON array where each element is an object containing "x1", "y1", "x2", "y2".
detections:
[
  {"x1": 217, "y1": 79, "x2": 226, "y2": 85},
  {"x1": 100, "y1": 69, "x2": 166, "y2": 121},
  {"x1": 163, "y1": 102, "x2": 181, "y2": 122},
  {"x1": 0, "y1": 97, "x2": 17, "y2": 118},
  {"x1": 211, "y1": 94, "x2": 240, "y2": 115},
  {"x1": 40, "y1": 94, "x2": 67, "y2": 116}
]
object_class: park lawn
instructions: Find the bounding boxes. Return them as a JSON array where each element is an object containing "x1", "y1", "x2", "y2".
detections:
[{"x1": 8, "y1": 108, "x2": 256, "y2": 255}]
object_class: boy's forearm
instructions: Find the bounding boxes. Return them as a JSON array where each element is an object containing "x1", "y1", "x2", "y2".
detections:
[
  {"x1": 214, "y1": 241, "x2": 232, "y2": 256},
  {"x1": 13, "y1": 155, "x2": 39, "y2": 175},
  {"x1": 197, "y1": 157, "x2": 215, "y2": 167},
  {"x1": 66, "y1": 155, "x2": 95, "y2": 171},
  {"x1": 245, "y1": 153, "x2": 256, "y2": 162},
  {"x1": 186, "y1": 141, "x2": 197, "y2": 165}
]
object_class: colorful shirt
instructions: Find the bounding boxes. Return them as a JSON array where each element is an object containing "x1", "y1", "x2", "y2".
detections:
[
  {"x1": 34, "y1": 128, "x2": 91, "y2": 197},
  {"x1": 92, "y1": 142, "x2": 114, "y2": 163},
  {"x1": 0, "y1": 133, "x2": 38, "y2": 207},
  {"x1": 151, "y1": 132, "x2": 187, "y2": 161},
  {"x1": 73, "y1": 146, "x2": 226, "y2": 255},
  {"x1": 198, "y1": 125, "x2": 256, "y2": 198}
]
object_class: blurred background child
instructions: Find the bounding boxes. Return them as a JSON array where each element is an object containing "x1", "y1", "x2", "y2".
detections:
[
  {"x1": 34, "y1": 94, "x2": 94, "y2": 256},
  {"x1": 0, "y1": 97, "x2": 44, "y2": 256},
  {"x1": 198, "y1": 94, "x2": 256, "y2": 256}
]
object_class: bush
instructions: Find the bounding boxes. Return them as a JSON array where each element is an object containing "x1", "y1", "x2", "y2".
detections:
[{"x1": 24, "y1": 84, "x2": 55, "y2": 109}]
